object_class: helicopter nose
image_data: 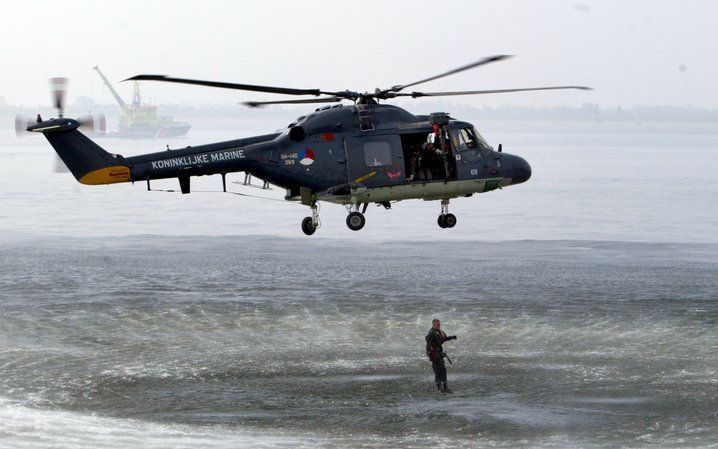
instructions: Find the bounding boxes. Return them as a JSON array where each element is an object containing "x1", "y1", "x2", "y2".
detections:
[{"x1": 509, "y1": 155, "x2": 532, "y2": 185}]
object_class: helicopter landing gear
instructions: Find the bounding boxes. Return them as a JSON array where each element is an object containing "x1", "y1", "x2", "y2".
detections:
[
  {"x1": 438, "y1": 199, "x2": 457, "y2": 229},
  {"x1": 301, "y1": 202, "x2": 320, "y2": 236},
  {"x1": 438, "y1": 214, "x2": 457, "y2": 228},
  {"x1": 346, "y1": 211, "x2": 366, "y2": 231},
  {"x1": 345, "y1": 203, "x2": 366, "y2": 231},
  {"x1": 301, "y1": 217, "x2": 316, "y2": 235}
]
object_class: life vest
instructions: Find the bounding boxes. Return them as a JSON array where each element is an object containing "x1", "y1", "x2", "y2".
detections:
[{"x1": 426, "y1": 328, "x2": 447, "y2": 359}]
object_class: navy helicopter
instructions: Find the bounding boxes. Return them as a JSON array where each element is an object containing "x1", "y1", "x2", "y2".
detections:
[{"x1": 27, "y1": 55, "x2": 590, "y2": 235}]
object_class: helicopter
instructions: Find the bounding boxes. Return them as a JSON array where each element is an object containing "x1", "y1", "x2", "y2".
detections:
[{"x1": 27, "y1": 55, "x2": 590, "y2": 235}]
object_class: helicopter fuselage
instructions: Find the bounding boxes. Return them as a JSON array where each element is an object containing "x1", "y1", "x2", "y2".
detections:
[
  {"x1": 125, "y1": 103, "x2": 531, "y2": 205},
  {"x1": 29, "y1": 102, "x2": 531, "y2": 234}
]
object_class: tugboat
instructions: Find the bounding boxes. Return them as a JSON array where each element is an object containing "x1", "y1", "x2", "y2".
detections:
[{"x1": 93, "y1": 65, "x2": 190, "y2": 139}]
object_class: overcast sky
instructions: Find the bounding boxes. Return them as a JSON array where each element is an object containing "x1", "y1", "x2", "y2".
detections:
[{"x1": 1, "y1": 0, "x2": 715, "y2": 108}]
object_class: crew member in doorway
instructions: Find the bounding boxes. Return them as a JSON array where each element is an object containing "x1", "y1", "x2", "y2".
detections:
[
  {"x1": 432, "y1": 123, "x2": 452, "y2": 179},
  {"x1": 425, "y1": 318, "x2": 457, "y2": 393},
  {"x1": 408, "y1": 124, "x2": 453, "y2": 182},
  {"x1": 408, "y1": 145, "x2": 426, "y2": 182},
  {"x1": 408, "y1": 126, "x2": 440, "y2": 181}
]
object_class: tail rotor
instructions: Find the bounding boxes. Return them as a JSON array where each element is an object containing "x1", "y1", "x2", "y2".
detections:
[
  {"x1": 15, "y1": 77, "x2": 105, "y2": 137},
  {"x1": 14, "y1": 115, "x2": 33, "y2": 136},
  {"x1": 16, "y1": 77, "x2": 106, "y2": 173},
  {"x1": 50, "y1": 77, "x2": 68, "y2": 118}
]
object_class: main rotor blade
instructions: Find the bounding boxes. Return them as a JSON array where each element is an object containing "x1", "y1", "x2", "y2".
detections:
[
  {"x1": 398, "y1": 85, "x2": 593, "y2": 98},
  {"x1": 383, "y1": 55, "x2": 512, "y2": 95},
  {"x1": 241, "y1": 97, "x2": 343, "y2": 108},
  {"x1": 125, "y1": 75, "x2": 330, "y2": 97}
]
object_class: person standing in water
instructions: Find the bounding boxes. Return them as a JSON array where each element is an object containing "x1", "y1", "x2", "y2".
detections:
[{"x1": 425, "y1": 319, "x2": 457, "y2": 393}]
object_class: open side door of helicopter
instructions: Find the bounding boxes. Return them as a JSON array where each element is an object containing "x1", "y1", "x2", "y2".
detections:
[{"x1": 399, "y1": 130, "x2": 459, "y2": 183}]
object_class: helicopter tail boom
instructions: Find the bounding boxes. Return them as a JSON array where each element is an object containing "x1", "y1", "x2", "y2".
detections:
[{"x1": 27, "y1": 118, "x2": 131, "y2": 185}]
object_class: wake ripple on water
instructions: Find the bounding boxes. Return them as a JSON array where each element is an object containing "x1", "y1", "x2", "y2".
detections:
[{"x1": 0, "y1": 396, "x2": 333, "y2": 449}]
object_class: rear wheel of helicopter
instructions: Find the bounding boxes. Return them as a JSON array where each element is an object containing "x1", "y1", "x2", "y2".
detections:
[
  {"x1": 346, "y1": 212, "x2": 366, "y2": 231},
  {"x1": 444, "y1": 213, "x2": 457, "y2": 228},
  {"x1": 301, "y1": 217, "x2": 316, "y2": 236}
]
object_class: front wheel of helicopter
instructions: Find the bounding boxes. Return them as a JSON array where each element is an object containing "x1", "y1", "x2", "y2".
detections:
[{"x1": 301, "y1": 217, "x2": 317, "y2": 236}]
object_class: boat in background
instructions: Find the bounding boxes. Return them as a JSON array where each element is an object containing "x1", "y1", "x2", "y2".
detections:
[{"x1": 94, "y1": 65, "x2": 190, "y2": 139}]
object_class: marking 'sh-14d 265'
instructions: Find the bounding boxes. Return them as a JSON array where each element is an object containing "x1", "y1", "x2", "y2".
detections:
[{"x1": 29, "y1": 55, "x2": 590, "y2": 235}]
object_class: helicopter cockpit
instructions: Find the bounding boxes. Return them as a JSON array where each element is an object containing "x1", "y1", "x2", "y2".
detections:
[{"x1": 449, "y1": 126, "x2": 492, "y2": 157}]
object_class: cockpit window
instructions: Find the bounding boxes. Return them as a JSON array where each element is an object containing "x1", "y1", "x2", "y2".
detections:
[{"x1": 450, "y1": 127, "x2": 492, "y2": 155}]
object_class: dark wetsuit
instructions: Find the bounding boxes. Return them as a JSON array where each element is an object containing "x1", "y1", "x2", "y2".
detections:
[{"x1": 426, "y1": 327, "x2": 455, "y2": 391}]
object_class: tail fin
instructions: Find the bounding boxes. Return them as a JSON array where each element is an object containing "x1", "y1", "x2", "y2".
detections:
[{"x1": 28, "y1": 118, "x2": 131, "y2": 185}]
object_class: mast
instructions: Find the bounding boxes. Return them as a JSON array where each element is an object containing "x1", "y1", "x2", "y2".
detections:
[
  {"x1": 132, "y1": 82, "x2": 142, "y2": 108},
  {"x1": 93, "y1": 65, "x2": 129, "y2": 112}
]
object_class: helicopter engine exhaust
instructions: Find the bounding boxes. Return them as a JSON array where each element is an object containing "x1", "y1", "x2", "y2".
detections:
[{"x1": 289, "y1": 126, "x2": 306, "y2": 142}]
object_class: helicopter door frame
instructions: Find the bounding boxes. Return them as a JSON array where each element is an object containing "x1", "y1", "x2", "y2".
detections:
[
  {"x1": 339, "y1": 137, "x2": 349, "y2": 182},
  {"x1": 400, "y1": 130, "x2": 459, "y2": 183}
]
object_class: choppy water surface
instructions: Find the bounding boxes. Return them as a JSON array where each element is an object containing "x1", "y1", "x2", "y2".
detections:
[
  {"x1": 1, "y1": 118, "x2": 717, "y2": 447},
  {"x1": 0, "y1": 238, "x2": 716, "y2": 448}
]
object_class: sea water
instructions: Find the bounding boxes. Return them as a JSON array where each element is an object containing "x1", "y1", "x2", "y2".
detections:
[{"x1": 0, "y1": 117, "x2": 716, "y2": 448}]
